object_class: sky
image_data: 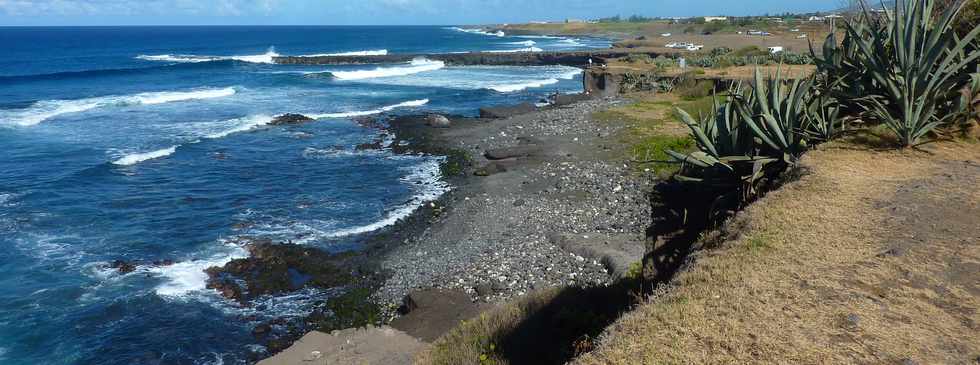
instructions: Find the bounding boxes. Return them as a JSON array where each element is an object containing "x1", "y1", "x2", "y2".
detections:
[{"x1": 0, "y1": 0, "x2": 842, "y2": 26}]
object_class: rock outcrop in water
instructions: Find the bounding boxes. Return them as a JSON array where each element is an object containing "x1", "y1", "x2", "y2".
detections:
[
  {"x1": 271, "y1": 114, "x2": 315, "y2": 125},
  {"x1": 205, "y1": 240, "x2": 354, "y2": 303}
]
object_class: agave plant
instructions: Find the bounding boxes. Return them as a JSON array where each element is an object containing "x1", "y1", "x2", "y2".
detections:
[
  {"x1": 842, "y1": 0, "x2": 980, "y2": 147},
  {"x1": 803, "y1": 90, "x2": 844, "y2": 142},
  {"x1": 735, "y1": 68, "x2": 813, "y2": 162},
  {"x1": 667, "y1": 87, "x2": 781, "y2": 210}
]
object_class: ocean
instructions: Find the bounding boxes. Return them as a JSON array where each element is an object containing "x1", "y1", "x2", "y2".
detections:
[{"x1": 0, "y1": 26, "x2": 608, "y2": 364}]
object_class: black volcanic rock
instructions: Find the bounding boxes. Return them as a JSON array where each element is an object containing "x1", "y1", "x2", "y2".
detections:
[
  {"x1": 110, "y1": 260, "x2": 137, "y2": 274},
  {"x1": 270, "y1": 114, "x2": 315, "y2": 126},
  {"x1": 479, "y1": 103, "x2": 537, "y2": 119},
  {"x1": 205, "y1": 241, "x2": 354, "y2": 303}
]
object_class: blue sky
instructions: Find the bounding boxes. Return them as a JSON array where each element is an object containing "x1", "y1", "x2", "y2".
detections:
[{"x1": 0, "y1": 0, "x2": 841, "y2": 26}]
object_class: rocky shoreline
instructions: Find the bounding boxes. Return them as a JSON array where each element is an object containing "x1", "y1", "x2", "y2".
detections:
[
  {"x1": 103, "y1": 96, "x2": 655, "y2": 362},
  {"x1": 253, "y1": 96, "x2": 656, "y2": 363},
  {"x1": 371, "y1": 98, "x2": 653, "y2": 311}
]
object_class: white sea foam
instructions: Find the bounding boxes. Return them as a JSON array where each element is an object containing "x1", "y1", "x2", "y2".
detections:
[
  {"x1": 136, "y1": 47, "x2": 280, "y2": 64},
  {"x1": 112, "y1": 114, "x2": 273, "y2": 166},
  {"x1": 1, "y1": 87, "x2": 237, "y2": 126},
  {"x1": 507, "y1": 40, "x2": 537, "y2": 46},
  {"x1": 0, "y1": 192, "x2": 17, "y2": 206},
  {"x1": 328, "y1": 58, "x2": 445, "y2": 80},
  {"x1": 323, "y1": 158, "x2": 450, "y2": 238},
  {"x1": 488, "y1": 78, "x2": 560, "y2": 92},
  {"x1": 112, "y1": 146, "x2": 178, "y2": 166},
  {"x1": 557, "y1": 67, "x2": 584, "y2": 79},
  {"x1": 559, "y1": 38, "x2": 585, "y2": 47},
  {"x1": 204, "y1": 114, "x2": 274, "y2": 139},
  {"x1": 301, "y1": 49, "x2": 389, "y2": 57},
  {"x1": 447, "y1": 27, "x2": 505, "y2": 37},
  {"x1": 514, "y1": 34, "x2": 563, "y2": 39},
  {"x1": 148, "y1": 239, "x2": 248, "y2": 297},
  {"x1": 486, "y1": 47, "x2": 544, "y2": 53},
  {"x1": 309, "y1": 99, "x2": 429, "y2": 119},
  {"x1": 302, "y1": 147, "x2": 383, "y2": 159},
  {"x1": 486, "y1": 67, "x2": 581, "y2": 92}
]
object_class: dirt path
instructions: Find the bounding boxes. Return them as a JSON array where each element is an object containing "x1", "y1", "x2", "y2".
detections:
[{"x1": 575, "y1": 141, "x2": 980, "y2": 364}]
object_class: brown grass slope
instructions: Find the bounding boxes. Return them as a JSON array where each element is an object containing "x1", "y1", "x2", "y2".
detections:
[{"x1": 574, "y1": 141, "x2": 980, "y2": 364}]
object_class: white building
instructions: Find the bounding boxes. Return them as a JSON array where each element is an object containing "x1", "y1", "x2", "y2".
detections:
[{"x1": 704, "y1": 16, "x2": 728, "y2": 22}]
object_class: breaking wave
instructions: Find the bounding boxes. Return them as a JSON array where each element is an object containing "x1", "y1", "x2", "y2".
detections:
[
  {"x1": 486, "y1": 47, "x2": 544, "y2": 53},
  {"x1": 112, "y1": 146, "x2": 178, "y2": 166},
  {"x1": 447, "y1": 27, "x2": 506, "y2": 37},
  {"x1": 136, "y1": 47, "x2": 280, "y2": 64},
  {"x1": 309, "y1": 99, "x2": 429, "y2": 119},
  {"x1": 325, "y1": 58, "x2": 445, "y2": 80},
  {"x1": 111, "y1": 114, "x2": 274, "y2": 166},
  {"x1": 1, "y1": 87, "x2": 237, "y2": 126}
]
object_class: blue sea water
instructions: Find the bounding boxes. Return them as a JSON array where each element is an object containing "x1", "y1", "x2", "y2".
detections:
[{"x1": 0, "y1": 26, "x2": 608, "y2": 364}]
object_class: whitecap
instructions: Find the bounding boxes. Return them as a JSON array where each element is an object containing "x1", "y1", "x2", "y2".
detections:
[
  {"x1": 559, "y1": 38, "x2": 585, "y2": 47},
  {"x1": 136, "y1": 47, "x2": 280, "y2": 64},
  {"x1": 203, "y1": 114, "x2": 274, "y2": 139},
  {"x1": 514, "y1": 34, "x2": 563, "y2": 39},
  {"x1": 488, "y1": 78, "x2": 560, "y2": 92},
  {"x1": 485, "y1": 47, "x2": 544, "y2": 53},
  {"x1": 147, "y1": 239, "x2": 248, "y2": 298},
  {"x1": 309, "y1": 99, "x2": 429, "y2": 119},
  {"x1": 0, "y1": 87, "x2": 237, "y2": 126},
  {"x1": 111, "y1": 114, "x2": 273, "y2": 166},
  {"x1": 506, "y1": 40, "x2": 537, "y2": 46},
  {"x1": 302, "y1": 147, "x2": 383, "y2": 159},
  {"x1": 446, "y1": 27, "x2": 505, "y2": 37},
  {"x1": 327, "y1": 58, "x2": 445, "y2": 80},
  {"x1": 112, "y1": 146, "x2": 178, "y2": 166}
]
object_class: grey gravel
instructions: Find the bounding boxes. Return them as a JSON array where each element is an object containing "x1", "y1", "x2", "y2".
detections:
[{"x1": 374, "y1": 99, "x2": 652, "y2": 316}]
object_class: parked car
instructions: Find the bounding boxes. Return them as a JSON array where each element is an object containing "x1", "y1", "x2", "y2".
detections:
[{"x1": 768, "y1": 46, "x2": 784, "y2": 54}]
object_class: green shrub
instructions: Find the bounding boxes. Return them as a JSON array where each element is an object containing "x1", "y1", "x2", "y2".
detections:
[
  {"x1": 732, "y1": 45, "x2": 768, "y2": 57},
  {"x1": 710, "y1": 47, "x2": 733, "y2": 56},
  {"x1": 828, "y1": 0, "x2": 980, "y2": 146}
]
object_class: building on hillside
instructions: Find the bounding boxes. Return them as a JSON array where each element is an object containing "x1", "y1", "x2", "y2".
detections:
[
  {"x1": 703, "y1": 16, "x2": 728, "y2": 22},
  {"x1": 565, "y1": 19, "x2": 586, "y2": 23}
]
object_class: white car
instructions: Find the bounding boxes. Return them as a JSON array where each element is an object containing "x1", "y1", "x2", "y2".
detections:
[
  {"x1": 665, "y1": 42, "x2": 680, "y2": 48},
  {"x1": 796, "y1": 34, "x2": 808, "y2": 39},
  {"x1": 768, "y1": 46, "x2": 784, "y2": 54},
  {"x1": 686, "y1": 45, "x2": 704, "y2": 51},
  {"x1": 661, "y1": 33, "x2": 672, "y2": 37}
]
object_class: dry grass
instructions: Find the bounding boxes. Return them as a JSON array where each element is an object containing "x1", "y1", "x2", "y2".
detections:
[
  {"x1": 416, "y1": 282, "x2": 639, "y2": 365},
  {"x1": 574, "y1": 141, "x2": 980, "y2": 364},
  {"x1": 416, "y1": 288, "x2": 563, "y2": 365},
  {"x1": 603, "y1": 60, "x2": 817, "y2": 81}
]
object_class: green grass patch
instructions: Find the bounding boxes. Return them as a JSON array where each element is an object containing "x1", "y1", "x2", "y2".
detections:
[
  {"x1": 307, "y1": 286, "x2": 383, "y2": 332},
  {"x1": 631, "y1": 134, "x2": 695, "y2": 176},
  {"x1": 439, "y1": 148, "x2": 474, "y2": 177}
]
